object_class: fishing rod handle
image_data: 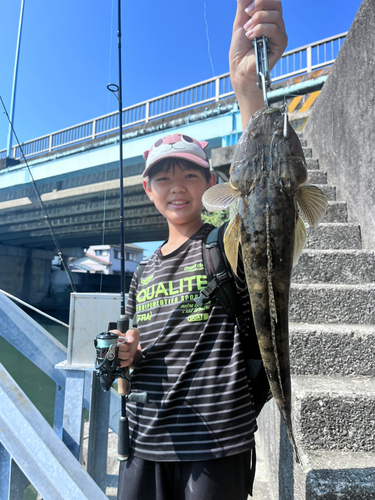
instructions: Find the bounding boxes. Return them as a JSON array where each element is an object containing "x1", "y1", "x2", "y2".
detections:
[
  {"x1": 118, "y1": 415, "x2": 130, "y2": 461},
  {"x1": 117, "y1": 315, "x2": 130, "y2": 395},
  {"x1": 116, "y1": 315, "x2": 131, "y2": 461}
]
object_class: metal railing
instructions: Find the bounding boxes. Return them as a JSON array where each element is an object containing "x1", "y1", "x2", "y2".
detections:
[
  {"x1": 0, "y1": 33, "x2": 347, "y2": 162},
  {"x1": 272, "y1": 32, "x2": 347, "y2": 80},
  {"x1": 0, "y1": 291, "x2": 122, "y2": 498}
]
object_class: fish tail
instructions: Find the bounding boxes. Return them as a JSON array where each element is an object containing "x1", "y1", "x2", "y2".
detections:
[{"x1": 266, "y1": 205, "x2": 285, "y2": 403}]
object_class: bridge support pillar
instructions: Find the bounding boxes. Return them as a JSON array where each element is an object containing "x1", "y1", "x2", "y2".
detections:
[{"x1": 0, "y1": 244, "x2": 55, "y2": 309}]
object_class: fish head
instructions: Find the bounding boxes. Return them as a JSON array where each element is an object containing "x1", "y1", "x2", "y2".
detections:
[
  {"x1": 228, "y1": 106, "x2": 308, "y2": 195},
  {"x1": 269, "y1": 109, "x2": 308, "y2": 190},
  {"x1": 229, "y1": 108, "x2": 269, "y2": 194}
]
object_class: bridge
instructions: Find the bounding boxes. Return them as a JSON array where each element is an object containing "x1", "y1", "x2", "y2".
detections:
[{"x1": 0, "y1": 33, "x2": 345, "y2": 250}]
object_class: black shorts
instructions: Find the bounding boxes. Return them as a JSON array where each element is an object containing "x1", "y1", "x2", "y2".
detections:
[{"x1": 117, "y1": 449, "x2": 256, "y2": 500}]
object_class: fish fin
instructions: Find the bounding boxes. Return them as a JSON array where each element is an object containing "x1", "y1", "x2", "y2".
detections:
[
  {"x1": 296, "y1": 184, "x2": 328, "y2": 228},
  {"x1": 224, "y1": 213, "x2": 241, "y2": 275},
  {"x1": 293, "y1": 215, "x2": 307, "y2": 267},
  {"x1": 202, "y1": 183, "x2": 241, "y2": 212}
]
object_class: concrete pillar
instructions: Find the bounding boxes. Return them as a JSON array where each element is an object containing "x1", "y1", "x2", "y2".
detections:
[{"x1": 0, "y1": 244, "x2": 54, "y2": 308}]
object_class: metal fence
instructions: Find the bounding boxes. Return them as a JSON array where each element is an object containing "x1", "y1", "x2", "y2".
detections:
[
  {"x1": 0, "y1": 291, "x2": 122, "y2": 498},
  {"x1": 0, "y1": 32, "x2": 347, "y2": 162}
]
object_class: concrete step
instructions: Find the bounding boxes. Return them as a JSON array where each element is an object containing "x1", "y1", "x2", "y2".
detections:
[
  {"x1": 256, "y1": 398, "x2": 375, "y2": 500},
  {"x1": 306, "y1": 158, "x2": 320, "y2": 170},
  {"x1": 307, "y1": 169, "x2": 327, "y2": 184},
  {"x1": 302, "y1": 147, "x2": 312, "y2": 158},
  {"x1": 290, "y1": 284, "x2": 375, "y2": 324},
  {"x1": 293, "y1": 376, "x2": 375, "y2": 453},
  {"x1": 289, "y1": 323, "x2": 375, "y2": 377},
  {"x1": 292, "y1": 249, "x2": 375, "y2": 284},
  {"x1": 305, "y1": 223, "x2": 362, "y2": 250},
  {"x1": 315, "y1": 184, "x2": 336, "y2": 201},
  {"x1": 295, "y1": 450, "x2": 375, "y2": 500},
  {"x1": 322, "y1": 201, "x2": 348, "y2": 222}
]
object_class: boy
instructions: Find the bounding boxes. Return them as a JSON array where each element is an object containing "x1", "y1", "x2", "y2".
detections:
[{"x1": 116, "y1": 1, "x2": 287, "y2": 498}]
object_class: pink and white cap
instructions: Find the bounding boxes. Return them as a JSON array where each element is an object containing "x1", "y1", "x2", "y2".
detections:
[{"x1": 143, "y1": 134, "x2": 209, "y2": 178}]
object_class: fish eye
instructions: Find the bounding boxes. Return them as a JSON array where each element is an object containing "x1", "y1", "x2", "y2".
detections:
[{"x1": 181, "y1": 135, "x2": 194, "y2": 144}]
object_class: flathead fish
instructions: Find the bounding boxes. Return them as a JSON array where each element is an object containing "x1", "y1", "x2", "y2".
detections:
[{"x1": 203, "y1": 106, "x2": 328, "y2": 463}]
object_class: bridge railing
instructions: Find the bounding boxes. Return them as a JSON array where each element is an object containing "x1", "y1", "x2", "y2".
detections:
[{"x1": 0, "y1": 32, "x2": 347, "y2": 162}]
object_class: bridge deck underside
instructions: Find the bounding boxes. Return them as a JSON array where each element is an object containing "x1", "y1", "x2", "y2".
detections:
[
  {"x1": 0, "y1": 150, "x2": 233, "y2": 249},
  {"x1": 0, "y1": 183, "x2": 168, "y2": 249}
]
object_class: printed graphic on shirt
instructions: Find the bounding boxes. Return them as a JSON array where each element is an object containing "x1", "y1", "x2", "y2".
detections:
[
  {"x1": 135, "y1": 272, "x2": 211, "y2": 325},
  {"x1": 140, "y1": 274, "x2": 154, "y2": 286},
  {"x1": 184, "y1": 263, "x2": 204, "y2": 272}
]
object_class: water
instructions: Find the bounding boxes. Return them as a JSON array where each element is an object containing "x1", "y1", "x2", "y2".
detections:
[{"x1": 0, "y1": 310, "x2": 69, "y2": 426}]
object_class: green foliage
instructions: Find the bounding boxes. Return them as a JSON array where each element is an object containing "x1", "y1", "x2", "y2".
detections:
[{"x1": 201, "y1": 208, "x2": 230, "y2": 227}]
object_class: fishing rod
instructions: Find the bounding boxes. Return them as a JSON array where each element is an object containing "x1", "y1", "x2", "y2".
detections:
[
  {"x1": 94, "y1": 0, "x2": 147, "y2": 463},
  {"x1": 107, "y1": 0, "x2": 131, "y2": 462},
  {"x1": 0, "y1": 95, "x2": 77, "y2": 293}
]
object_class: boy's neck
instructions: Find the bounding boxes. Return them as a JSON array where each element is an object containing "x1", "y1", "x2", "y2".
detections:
[{"x1": 161, "y1": 218, "x2": 205, "y2": 256}]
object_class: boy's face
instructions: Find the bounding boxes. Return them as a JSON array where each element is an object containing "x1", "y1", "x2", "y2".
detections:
[{"x1": 143, "y1": 163, "x2": 215, "y2": 227}]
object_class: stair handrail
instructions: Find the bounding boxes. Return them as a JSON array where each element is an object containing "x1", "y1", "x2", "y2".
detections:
[{"x1": 0, "y1": 289, "x2": 69, "y2": 328}]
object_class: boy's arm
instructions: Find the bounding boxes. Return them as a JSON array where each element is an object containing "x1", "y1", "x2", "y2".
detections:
[{"x1": 229, "y1": 0, "x2": 288, "y2": 128}]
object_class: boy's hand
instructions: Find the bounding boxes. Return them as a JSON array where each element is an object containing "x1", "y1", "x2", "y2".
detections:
[
  {"x1": 111, "y1": 328, "x2": 141, "y2": 368},
  {"x1": 230, "y1": 0, "x2": 288, "y2": 126}
]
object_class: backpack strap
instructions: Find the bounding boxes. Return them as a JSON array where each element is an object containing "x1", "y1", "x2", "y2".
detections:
[
  {"x1": 196, "y1": 224, "x2": 272, "y2": 417},
  {"x1": 194, "y1": 223, "x2": 246, "y2": 334}
]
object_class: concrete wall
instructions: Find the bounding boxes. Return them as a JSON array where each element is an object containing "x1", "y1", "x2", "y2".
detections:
[
  {"x1": 0, "y1": 245, "x2": 129, "y2": 312},
  {"x1": 0, "y1": 245, "x2": 54, "y2": 307},
  {"x1": 256, "y1": 399, "x2": 295, "y2": 500},
  {"x1": 304, "y1": 0, "x2": 375, "y2": 249}
]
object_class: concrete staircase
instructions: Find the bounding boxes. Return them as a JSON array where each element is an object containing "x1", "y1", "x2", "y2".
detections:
[{"x1": 255, "y1": 135, "x2": 375, "y2": 499}]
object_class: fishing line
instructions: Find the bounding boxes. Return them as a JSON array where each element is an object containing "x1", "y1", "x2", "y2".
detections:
[
  {"x1": 203, "y1": 2, "x2": 229, "y2": 110},
  {"x1": 98, "y1": 0, "x2": 116, "y2": 301},
  {"x1": 0, "y1": 95, "x2": 77, "y2": 293},
  {"x1": 203, "y1": 1, "x2": 215, "y2": 79}
]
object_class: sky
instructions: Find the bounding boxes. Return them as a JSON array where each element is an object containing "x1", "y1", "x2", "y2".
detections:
[
  {"x1": 0, "y1": 0, "x2": 364, "y2": 255},
  {"x1": 0, "y1": 0, "x2": 363, "y2": 152}
]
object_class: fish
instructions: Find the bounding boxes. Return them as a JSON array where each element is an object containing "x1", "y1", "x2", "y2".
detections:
[{"x1": 202, "y1": 106, "x2": 328, "y2": 463}]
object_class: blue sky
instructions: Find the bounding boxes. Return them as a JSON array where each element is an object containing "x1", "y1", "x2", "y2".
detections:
[{"x1": 0, "y1": 0, "x2": 363, "y2": 151}]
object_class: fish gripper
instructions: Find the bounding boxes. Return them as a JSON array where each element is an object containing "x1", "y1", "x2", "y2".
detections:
[{"x1": 253, "y1": 36, "x2": 271, "y2": 106}]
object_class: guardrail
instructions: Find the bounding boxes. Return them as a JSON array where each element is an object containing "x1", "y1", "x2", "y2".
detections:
[{"x1": 0, "y1": 32, "x2": 347, "y2": 162}]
